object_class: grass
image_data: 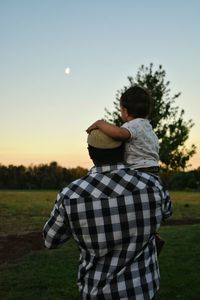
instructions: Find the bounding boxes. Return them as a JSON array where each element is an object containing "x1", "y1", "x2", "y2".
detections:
[
  {"x1": 0, "y1": 191, "x2": 56, "y2": 234},
  {"x1": 0, "y1": 239, "x2": 79, "y2": 300},
  {"x1": 0, "y1": 190, "x2": 199, "y2": 234},
  {"x1": 0, "y1": 190, "x2": 200, "y2": 299},
  {"x1": 157, "y1": 224, "x2": 200, "y2": 300},
  {"x1": 0, "y1": 225, "x2": 199, "y2": 300},
  {"x1": 170, "y1": 191, "x2": 200, "y2": 220}
]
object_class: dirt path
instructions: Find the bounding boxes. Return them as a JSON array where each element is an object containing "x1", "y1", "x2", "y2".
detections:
[
  {"x1": 0, "y1": 232, "x2": 44, "y2": 264},
  {"x1": 0, "y1": 219, "x2": 200, "y2": 264}
]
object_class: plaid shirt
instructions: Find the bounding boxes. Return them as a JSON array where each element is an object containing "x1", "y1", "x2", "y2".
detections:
[{"x1": 43, "y1": 164, "x2": 172, "y2": 300}]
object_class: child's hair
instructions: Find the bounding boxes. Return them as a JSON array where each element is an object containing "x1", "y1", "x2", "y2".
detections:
[{"x1": 120, "y1": 86, "x2": 152, "y2": 118}]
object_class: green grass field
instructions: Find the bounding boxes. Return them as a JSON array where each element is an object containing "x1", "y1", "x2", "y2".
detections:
[
  {"x1": 0, "y1": 191, "x2": 200, "y2": 299},
  {"x1": 0, "y1": 191, "x2": 56, "y2": 234},
  {"x1": 0, "y1": 190, "x2": 199, "y2": 234}
]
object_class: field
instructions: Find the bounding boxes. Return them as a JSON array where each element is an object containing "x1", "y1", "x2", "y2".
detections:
[{"x1": 0, "y1": 191, "x2": 200, "y2": 299}]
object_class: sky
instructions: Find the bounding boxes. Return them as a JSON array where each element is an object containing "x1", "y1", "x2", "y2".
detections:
[{"x1": 1, "y1": 0, "x2": 200, "y2": 170}]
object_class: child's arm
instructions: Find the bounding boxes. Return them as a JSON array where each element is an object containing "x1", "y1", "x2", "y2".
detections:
[{"x1": 86, "y1": 120, "x2": 130, "y2": 141}]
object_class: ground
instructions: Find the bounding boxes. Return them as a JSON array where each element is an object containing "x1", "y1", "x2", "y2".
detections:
[
  {"x1": 0, "y1": 219, "x2": 200, "y2": 264},
  {"x1": 0, "y1": 232, "x2": 44, "y2": 264}
]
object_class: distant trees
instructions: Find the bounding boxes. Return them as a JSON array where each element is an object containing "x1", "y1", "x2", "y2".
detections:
[
  {"x1": 105, "y1": 63, "x2": 196, "y2": 171},
  {"x1": 160, "y1": 168, "x2": 200, "y2": 190},
  {"x1": 0, "y1": 162, "x2": 88, "y2": 190},
  {"x1": 0, "y1": 162, "x2": 199, "y2": 191}
]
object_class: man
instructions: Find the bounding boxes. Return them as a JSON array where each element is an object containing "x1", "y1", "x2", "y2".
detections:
[{"x1": 43, "y1": 130, "x2": 172, "y2": 300}]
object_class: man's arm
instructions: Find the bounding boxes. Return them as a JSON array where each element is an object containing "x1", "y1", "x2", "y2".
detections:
[
  {"x1": 43, "y1": 193, "x2": 71, "y2": 249},
  {"x1": 86, "y1": 120, "x2": 130, "y2": 141}
]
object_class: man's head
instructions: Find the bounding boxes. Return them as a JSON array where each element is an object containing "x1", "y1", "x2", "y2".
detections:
[
  {"x1": 120, "y1": 86, "x2": 152, "y2": 120},
  {"x1": 87, "y1": 129, "x2": 124, "y2": 165}
]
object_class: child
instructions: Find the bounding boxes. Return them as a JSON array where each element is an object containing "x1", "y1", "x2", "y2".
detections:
[{"x1": 86, "y1": 85, "x2": 160, "y2": 175}]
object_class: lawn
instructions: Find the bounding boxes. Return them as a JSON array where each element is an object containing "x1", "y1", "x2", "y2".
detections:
[
  {"x1": 0, "y1": 225, "x2": 199, "y2": 300},
  {"x1": 0, "y1": 190, "x2": 200, "y2": 299},
  {"x1": 170, "y1": 191, "x2": 200, "y2": 220},
  {"x1": 0, "y1": 190, "x2": 199, "y2": 234},
  {"x1": 0, "y1": 191, "x2": 56, "y2": 234}
]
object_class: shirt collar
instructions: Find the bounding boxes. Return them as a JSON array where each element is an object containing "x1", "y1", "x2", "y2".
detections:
[{"x1": 88, "y1": 163, "x2": 127, "y2": 174}]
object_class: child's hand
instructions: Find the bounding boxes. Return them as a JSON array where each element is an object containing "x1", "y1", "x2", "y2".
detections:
[
  {"x1": 86, "y1": 120, "x2": 128, "y2": 140},
  {"x1": 86, "y1": 120, "x2": 102, "y2": 133}
]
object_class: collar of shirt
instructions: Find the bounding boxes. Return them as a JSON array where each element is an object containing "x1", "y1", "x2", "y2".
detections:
[{"x1": 88, "y1": 163, "x2": 127, "y2": 175}]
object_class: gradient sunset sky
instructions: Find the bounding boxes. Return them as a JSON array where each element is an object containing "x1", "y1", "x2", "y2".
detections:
[{"x1": 1, "y1": 0, "x2": 200, "y2": 170}]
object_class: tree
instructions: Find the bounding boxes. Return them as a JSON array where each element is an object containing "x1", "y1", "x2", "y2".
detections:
[{"x1": 105, "y1": 63, "x2": 196, "y2": 171}]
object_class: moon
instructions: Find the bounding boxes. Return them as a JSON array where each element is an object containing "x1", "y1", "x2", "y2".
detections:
[{"x1": 64, "y1": 67, "x2": 71, "y2": 75}]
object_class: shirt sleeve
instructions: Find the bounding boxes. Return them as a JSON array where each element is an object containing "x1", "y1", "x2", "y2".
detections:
[
  {"x1": 121, "y1": 122, "x2": 137, "y2": 140},
  {"x1": 43, "y1": 193, "x2": 71, "y2": 249},
  {"x1": 161, "y1": 187, "x2": 173, "y2": 220}
]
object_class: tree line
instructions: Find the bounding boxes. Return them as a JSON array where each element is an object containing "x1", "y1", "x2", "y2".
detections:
[
  {"x1": 0, "y1": 161, "x2": 199, "y2": 190},
  {"x1": 0, "y1": 161, "x2": 88, "y2": 190},
  {"x1": 160, "y1": 168, "x2": 200, "y2": 190}
]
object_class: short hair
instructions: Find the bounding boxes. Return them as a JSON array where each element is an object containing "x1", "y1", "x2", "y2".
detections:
[
  {"x1": 120, "y1": 86, "x2": 152, "y2": 118},
  {"x1": 88, "y1": 144, "x2": 124, "y2": 165}
]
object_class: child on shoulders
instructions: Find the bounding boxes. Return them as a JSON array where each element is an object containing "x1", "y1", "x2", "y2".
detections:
[{"x1": 86, "y1": 86, "x2": 160, "y2": 175}]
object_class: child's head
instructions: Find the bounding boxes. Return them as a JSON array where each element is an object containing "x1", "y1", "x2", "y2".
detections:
[{"x1": 120, "y1": 86, "x2": 152, "y2": 120}]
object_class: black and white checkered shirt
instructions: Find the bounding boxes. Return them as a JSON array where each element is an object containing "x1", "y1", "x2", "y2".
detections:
[{"x1": 43, "y1": 164, "x2": 172, "y2": 300}]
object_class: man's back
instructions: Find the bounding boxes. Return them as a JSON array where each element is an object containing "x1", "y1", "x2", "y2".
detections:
[{"x1": 43, "y1": 164, "x2": 172, "y2": 300}]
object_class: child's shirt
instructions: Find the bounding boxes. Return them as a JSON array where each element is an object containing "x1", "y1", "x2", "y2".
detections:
[{"x1": 121, "y1": 118, "x2": 159, "y2": 169}]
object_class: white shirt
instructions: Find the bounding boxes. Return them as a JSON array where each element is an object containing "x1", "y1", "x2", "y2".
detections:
[{"x1": 122, "y1": 118, "x2": 159, "y2": 168}]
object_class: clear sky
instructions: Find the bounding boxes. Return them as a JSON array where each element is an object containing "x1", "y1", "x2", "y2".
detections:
[{"x1": 1, "y1": 0, "x2": 200, "y2": 170}]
